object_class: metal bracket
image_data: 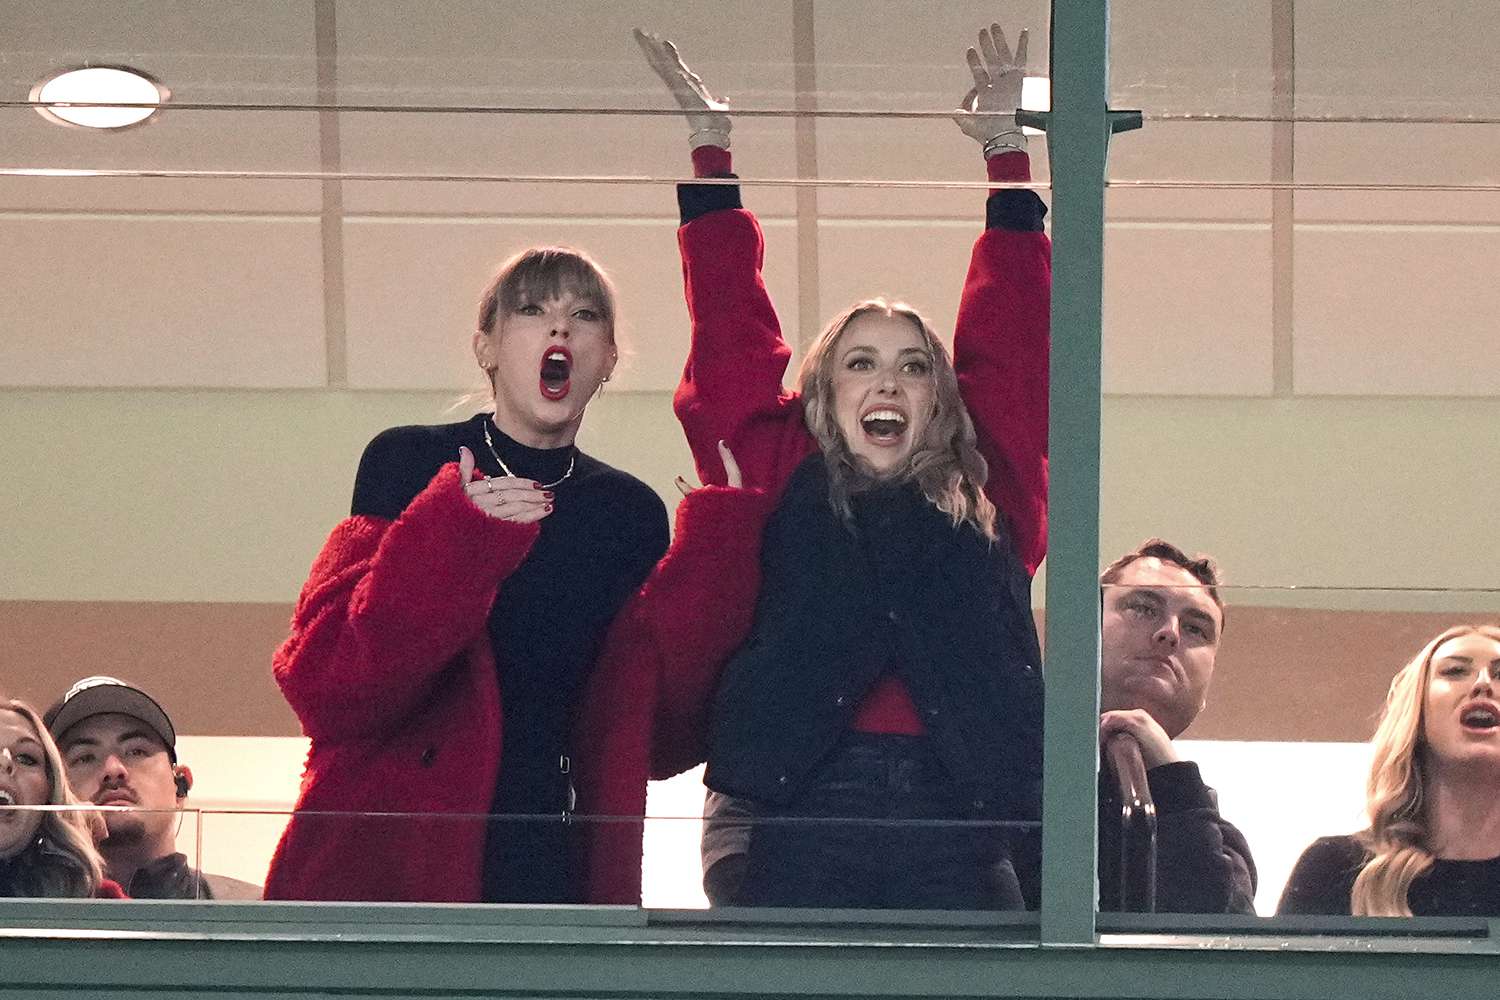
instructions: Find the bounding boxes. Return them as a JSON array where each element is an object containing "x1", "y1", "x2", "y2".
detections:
[{"x1": 1016, "y1": 108, "x2": 1144, "y2": 134}]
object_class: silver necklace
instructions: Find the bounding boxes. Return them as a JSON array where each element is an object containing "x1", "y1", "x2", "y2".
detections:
[{"x1": 482, "y1": 420, "x2": 575, "y2": 489}]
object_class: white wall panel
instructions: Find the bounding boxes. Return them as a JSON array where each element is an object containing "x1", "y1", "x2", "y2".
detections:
[
  {"x1": 335, "y1": 1, "x2": 799, "y2": 216},
  {"x1": 1104, "y1": 222, "x2": 1275, "y2": 395},
  {"x1": 1110, "y1": 0, "x2": 1274, "y2": 116},
  {"x1": 335, "y1": 119, "x2": 799, "y2": 218},
  {"x1": 1293, "y1": 223, "x2": 1500, "y2": 395},
  {"x1": 812, "y1": 1, "x2": 1048, "y2": 218},
  {"x1": 0, "y1": 214, "x2": 326, "y2": 387},
  {"x1": 815, "y1": 219, "x2": 976, "y2": 344},
  {"x1": 0, "y1": 2, "x2": 320, "y2": 212},
  {"x1": 342, "y1": 215, "x2": 800, "y2": 393},
  {"x1": 812, "y1": 1, "x2": 1050, "y2": 111},
  {"x1": 1295, "y1": 124, "x2": 1500, "y2": 215},
  {"x1": 819, "y1": 219, "x2": 1274, "y2": 398},
  {"x1": 1295, "y1": 0, "x2": 1500, "y2": 118}
]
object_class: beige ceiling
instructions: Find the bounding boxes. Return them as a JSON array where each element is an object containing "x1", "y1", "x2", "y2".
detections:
[{"x1": 2, "y1": 0, "x2": 1497, "y2": 397}]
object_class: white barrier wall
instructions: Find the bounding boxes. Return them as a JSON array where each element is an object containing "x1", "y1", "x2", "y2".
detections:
[{"x1": 177, "y1": 735, "x2": 1371, "y2": 915}]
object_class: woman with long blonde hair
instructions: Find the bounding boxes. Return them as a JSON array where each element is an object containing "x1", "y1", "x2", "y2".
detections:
[
  {"x1": 639, "y1": 22, "x2": 1048, "y2": 908},
  {"x1": 0, "y1": 699, "x2": 119, "y2": 898},
  {"x1": 1279, "y1": 625, "x2": 1500, "y2": 916}
]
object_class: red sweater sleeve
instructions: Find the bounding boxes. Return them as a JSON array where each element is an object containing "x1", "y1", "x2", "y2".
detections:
[
  {"x1": 642, "y1": 486, "x2": 775, "y2": 776},
  {"x1": 273, "y1": 462, "x2": 540, "y2": 742},
  {"x1": 955, "y1": 154, "x2": 1051, "y2": 575},
  {"x1": 672, "y1": 204, "x2": 814, "y2": 495}
]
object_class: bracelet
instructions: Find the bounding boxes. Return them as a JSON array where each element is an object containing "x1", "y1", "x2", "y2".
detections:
[
  {"x1": 983, "y1": 129, "x2": 1027, "y2": 158},
  {"x1": 689, "y1": 127, "x2": 731, "y2": 150}
]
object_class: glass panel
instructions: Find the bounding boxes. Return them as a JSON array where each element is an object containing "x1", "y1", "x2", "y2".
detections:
[
  {"x1": 0, "y1": 0, "x2": 1044, "y2": 937},
  {"x1": 3, "y1": 1, "x2": 1050, "y2": 186},
  {"x1": 1109, "y1": 1, "x2": 1500, "y2": 191},
  {"x1": 1096, "y1": 582, "x2": 1499, "y2": 920},
  {"x1": 0, "y1": 806, "x2": 200, "y2": 899},
  {"x1": 192, "y1": 807, "x2": 1039, "y2": 912}
]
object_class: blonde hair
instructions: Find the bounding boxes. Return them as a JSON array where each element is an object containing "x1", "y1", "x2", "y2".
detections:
[
  {"x1": 1351, "y1": 624, "x2": 1500, "y2": 916},
  {"x1": 795, "y1": 298, "x2": 997, "y2": 539},
  {"x1": 0, "y1": 701, "x2": 105, "y2": 898}
]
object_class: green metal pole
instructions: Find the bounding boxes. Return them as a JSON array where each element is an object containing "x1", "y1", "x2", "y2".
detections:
[{"x1": 1039, "y1": 0, "x2": 1112, "y2": 946}]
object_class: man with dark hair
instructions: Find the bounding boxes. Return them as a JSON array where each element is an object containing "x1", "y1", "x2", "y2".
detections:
[
  {"x1": 45, "y1": 677, "x2": 261, "y2": 900},
  {"x1": 1081, "y1": 537, "x2": 1255, "y2": 914},
  {"x1": 702, "y1": 539, "x2": 1256, "y2": 913}
]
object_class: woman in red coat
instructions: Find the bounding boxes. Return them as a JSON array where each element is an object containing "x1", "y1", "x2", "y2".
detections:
[
  {"x1": 638, "y1": 25, "x2": 1051, "y2": 908},
  {"x1": 264, "y1": 247, "x2": 772, "y2": 903}
]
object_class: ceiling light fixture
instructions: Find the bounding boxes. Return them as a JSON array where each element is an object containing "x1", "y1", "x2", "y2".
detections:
[{"x1": 31, "y1": 66, "x2": 167, "y2": 130}]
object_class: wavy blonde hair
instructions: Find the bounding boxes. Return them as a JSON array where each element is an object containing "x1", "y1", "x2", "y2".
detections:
[
  {"x1": 1351, "y1": 624, "x2": 1500, "y2": 916},
  {"x1": 0, "y1": 700, "x2": 105, "y2": 898},
  {"x1": 796, "y1": 298, "x2": 997, "y2": 539}
]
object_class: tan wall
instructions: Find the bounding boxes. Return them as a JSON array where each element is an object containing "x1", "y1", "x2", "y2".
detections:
[
  {"x1": 3, "y1": 3, "x2": 1498, "y2": 751},
  {"x1": 4, "y1": 390, "x2": 1496, "y2": 741}
]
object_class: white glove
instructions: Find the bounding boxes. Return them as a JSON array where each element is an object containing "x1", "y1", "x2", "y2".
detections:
[
  {"x1": 953, "y1": 24, "x2": 1029, "y2": 157},
  {"x1": 634, "y1": 28, "x2": 732, "y2": 150}
]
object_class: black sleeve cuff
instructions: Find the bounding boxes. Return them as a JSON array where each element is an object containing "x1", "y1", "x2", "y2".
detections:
[
  {"x1": 986, "y1": 189, "x2": 1048, "y2": 232},
  {"x1": 678, "y1": 174, "x2": 743, "y2": 224},
  {"x1": 1145, "y1": 761, "x2": 1214, "y2": 814}
]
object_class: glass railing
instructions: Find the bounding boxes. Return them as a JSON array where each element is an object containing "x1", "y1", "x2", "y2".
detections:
[
  {"x1": 1096, "y1": 584, "x2": 1499, "y2": 921},
  {"x1": 4, "y1": 2, "x2": 1499, "y2": 967}
]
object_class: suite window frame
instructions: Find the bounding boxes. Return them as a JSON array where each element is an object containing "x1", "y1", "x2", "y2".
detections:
[{"x1": 6, "y1": 4, "x2": 1500, "y2": 995}]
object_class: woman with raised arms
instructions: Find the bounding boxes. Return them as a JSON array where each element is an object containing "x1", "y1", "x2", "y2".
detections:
[{"x1": 637, "y1": 24, "x2": 1050, "y2": 908}]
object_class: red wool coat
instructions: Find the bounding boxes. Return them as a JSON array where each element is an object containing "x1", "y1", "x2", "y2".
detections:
[{"x1": 263, "y1": 461, "x2": 770, "y2": 904}]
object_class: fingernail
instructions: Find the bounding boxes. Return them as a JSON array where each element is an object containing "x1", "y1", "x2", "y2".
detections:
[
  {"x1": 544, "y1": 505, "x2": 553, "y2": 513},
  {"x1": 543, "y1": 491, "x2": 555, "y2": 500},
  {"x1": 531, "y1": 481, "x2": 541, "y2": 489}
]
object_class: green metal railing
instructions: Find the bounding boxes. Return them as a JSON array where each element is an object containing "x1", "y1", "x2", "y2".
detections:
[{"x1": 5, "y1": 2, "x2": 1500, "y2": 996}]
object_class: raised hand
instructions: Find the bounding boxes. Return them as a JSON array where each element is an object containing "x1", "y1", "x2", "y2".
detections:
[
  {"x1": 458, "y1": 446, "x2": 554, "y2": 525},
  {"x1": 633, "y1": 28, "x2": 732, "y2": 149},
  {"x1": 953, "y1": 24, "x2": 1029, "y2": 155},
  {"x1": 676, "y1": 440, "x2": 745, "y2": 495}
]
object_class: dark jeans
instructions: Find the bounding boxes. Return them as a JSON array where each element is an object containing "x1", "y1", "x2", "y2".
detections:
[{"x1": 733, "y1": 733, "x2": 1023, "y2": 910}]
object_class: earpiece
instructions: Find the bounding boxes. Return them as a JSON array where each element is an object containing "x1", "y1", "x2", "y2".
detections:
[{"x1": 172, "y1": 766, "x2": 192, "y2": 798}]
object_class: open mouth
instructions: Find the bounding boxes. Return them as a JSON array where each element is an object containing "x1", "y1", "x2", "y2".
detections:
[
  {"x1": 539, "y1": 347, "x2": 572, "y2": 401},
  {"x1": 1461, "y1": 706, "x2": 1499, "y2": 730},
  {"x1": 0, "y1": 790, "x2": 15, "y2": 807},
  {"x1": 859, "y1": 407, "x2": 908, "y2": 445}
]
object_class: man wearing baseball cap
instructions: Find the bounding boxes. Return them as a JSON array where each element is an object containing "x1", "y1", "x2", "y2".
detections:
[{"x1": 45, "y1": 676, "x2": 260, "y2": 900}]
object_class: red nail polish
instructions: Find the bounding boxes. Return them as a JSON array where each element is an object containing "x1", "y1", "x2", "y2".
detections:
[
  {"x1": 544, "y1": 504, "x2": 553, "y2": 513},
  {"x1": 543, "y1": 491, "x2": 555, "y2": 499}
]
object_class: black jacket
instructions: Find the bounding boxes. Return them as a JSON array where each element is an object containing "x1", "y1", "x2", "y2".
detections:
[
  {"x1": 705, "y1": 456, "x2": 1044, "y2": 820},
  {"x1": 1012, "y1": 760, "x2": 1258, "y2": 914}
]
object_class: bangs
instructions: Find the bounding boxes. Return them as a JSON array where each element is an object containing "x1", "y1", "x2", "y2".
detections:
[{"x1": 496, "y1": 248, "x2": 614, "y2": 326}]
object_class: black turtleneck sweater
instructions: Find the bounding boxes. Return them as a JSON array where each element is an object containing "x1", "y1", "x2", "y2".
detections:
[{"x1": 351, "y1": 412, "x2": 669, "y2": 901}]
